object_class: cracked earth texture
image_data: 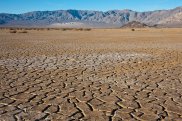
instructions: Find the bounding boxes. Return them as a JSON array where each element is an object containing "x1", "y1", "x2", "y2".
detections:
[{"x1": 0, "y1": 28, "x2": 182, "y2": 121}]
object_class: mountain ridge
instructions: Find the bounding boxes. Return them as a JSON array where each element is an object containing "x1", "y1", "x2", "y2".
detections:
[{"x1": 1, "y1": 6, "x2": 182, "y2": 28}]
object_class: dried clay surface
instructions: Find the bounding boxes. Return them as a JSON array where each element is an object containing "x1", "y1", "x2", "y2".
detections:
[{"x1": 0, "y1": 28, "x2": 182, "y2": 121}]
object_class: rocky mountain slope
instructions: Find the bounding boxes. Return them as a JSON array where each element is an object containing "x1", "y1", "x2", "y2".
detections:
[{"x1": 0, "y1": 7, "x2": 182, "y2": 28}]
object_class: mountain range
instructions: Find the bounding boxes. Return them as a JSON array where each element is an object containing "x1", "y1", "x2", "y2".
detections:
[{"x1": 0, "y1": 7, "x2": 182, "y2": 28}]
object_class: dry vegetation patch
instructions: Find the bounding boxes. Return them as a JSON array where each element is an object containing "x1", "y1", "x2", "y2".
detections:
[
  {"x1": 18, "y1": 30, "x2": 28, "y2": 33},
  {"x1": 9, "y1": 30, "x2": 17, "y2": 33},
  {"x1": 1, "y1": 27, "x2": 92, "y2": 32}
]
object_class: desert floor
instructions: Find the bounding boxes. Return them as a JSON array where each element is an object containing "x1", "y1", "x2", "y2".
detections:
[{"x1": 0, "y1": 28, "x2": 182, "y2": 121}]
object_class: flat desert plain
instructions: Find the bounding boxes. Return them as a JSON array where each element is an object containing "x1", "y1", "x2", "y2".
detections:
[{"x1": 0, "y1": 28, "x2": 182, "y2": 121}]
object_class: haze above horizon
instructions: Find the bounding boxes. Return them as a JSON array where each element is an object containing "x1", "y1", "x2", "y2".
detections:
[{"x1": 0, "y1": 0, "x2": 182, "y2": 14}]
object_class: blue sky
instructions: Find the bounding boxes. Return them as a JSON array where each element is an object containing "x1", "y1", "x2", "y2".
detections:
[{"x1": 0, "y1": 0, "x2": 182, "y2": 14}]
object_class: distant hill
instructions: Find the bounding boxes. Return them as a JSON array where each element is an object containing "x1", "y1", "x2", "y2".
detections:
[
  {"x1": 121, "y1": 21, "x2": 150, "y2": 28},
  {"x1": 1, "y1": 7, "x2": 182, "y2": 28}
]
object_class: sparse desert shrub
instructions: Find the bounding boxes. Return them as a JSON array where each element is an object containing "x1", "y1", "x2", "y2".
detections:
[
  {"x1": 24, "y1": 28, "x2": 31, "y2": 30},
  {"x1": 53, "y1": 28, "x2": 60, "y2": 30},
  {"x1": 131, "y1": 28, "x2": 135, "y2": 31},
  {"x1": 19, "y1": 28, "x2": 23, "y2": 30},
  {"x1": 61, "y1": 28, "x2": 68, "y2": 31},
  {"x1": 62, "y1": 28, "x2": 66, "y2": 31},
  {"x1": 19, "y1": 30, "x2": 28, "y2": 33},
  {"x1": 73, "y1": 28, "x2": 79, "y2": 31},
  {"x1": 84, "y1": 28, "x2": 91, "y2": 31},
  {"x1": 35, "y1": 28, "x2": 44, "y2": 31},
  {"x1": 10, "y1": 28, "x2": 16, "y2": 30},
  {"x1": 67, "y1": 28, "x2": 73, "y2": 31},
  {"x1": 10, "y1": 30, "x2": 17, "y2": 33},
  {"x1": 74, "y1": 28, "x2": 91, "y2": 31},
  {"x1": 73, "y1": 28, "x2": 84, "y2": 31},
  {"x1": 61, "y1": 28, "x2": 91, "y2": 31},
  {"x1": 78, "y1": 28, "x2": 83, "y2": 31}
]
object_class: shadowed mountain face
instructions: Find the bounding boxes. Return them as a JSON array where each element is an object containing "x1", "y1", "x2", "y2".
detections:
[{"x1": 0, "y1": 7, "x2": 182, "y2": 28}]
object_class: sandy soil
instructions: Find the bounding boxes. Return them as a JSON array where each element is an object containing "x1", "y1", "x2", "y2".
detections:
[{"x1": 0, "y1": 28, "x2": 182, "y2": 120}]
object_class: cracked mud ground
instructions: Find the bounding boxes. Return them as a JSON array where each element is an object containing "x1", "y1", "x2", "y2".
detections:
[{"x1": 0, "y1": 28, "x2": 182, "y2": 121}]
